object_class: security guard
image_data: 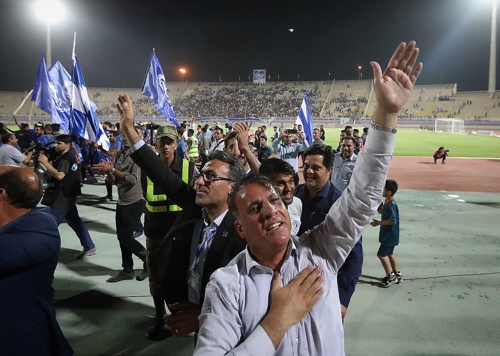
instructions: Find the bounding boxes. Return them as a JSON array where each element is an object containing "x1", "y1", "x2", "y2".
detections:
[
  {"x1": 142, "y1": 125, "x2": 195, "y2": 339},
  {"x1": 186, "y1": 128, "x2": 199, "y2": 163}
]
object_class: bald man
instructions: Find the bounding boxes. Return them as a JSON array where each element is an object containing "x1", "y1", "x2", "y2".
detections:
[{"x1": 0, "y1": 166, "x2": 73, "y2": 355}]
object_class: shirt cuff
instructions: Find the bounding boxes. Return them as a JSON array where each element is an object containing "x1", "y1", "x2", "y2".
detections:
[
  {"x1": 130, "y1": 140, "x2": 145, "y2": 153},
  {"x1": 239, "y1": 325, "x2": 276, "y2": 355},
  {"x1": 364, "y1": 128, "x2": 396, "y2": 154}
]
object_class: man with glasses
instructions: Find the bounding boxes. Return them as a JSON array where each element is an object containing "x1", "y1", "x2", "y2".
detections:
[
  {"x1": 116, "y1": 94, "x2": 247, "y2": 339},
  {"x1": 38, "y1": 135, "x2": 97, "y2": 260}
]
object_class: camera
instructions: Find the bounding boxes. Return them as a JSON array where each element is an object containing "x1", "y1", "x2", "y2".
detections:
[{"x1": 28, "y1": 141, "x2": 55, "y2": 164}]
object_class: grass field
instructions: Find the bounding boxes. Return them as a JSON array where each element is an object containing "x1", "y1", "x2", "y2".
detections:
[
  {"x1": 323, "y1": 128, "x2": 500, "y2": 158},
  {"x1": 5, "y1": 124, "x2": 500, "y2": 158}
]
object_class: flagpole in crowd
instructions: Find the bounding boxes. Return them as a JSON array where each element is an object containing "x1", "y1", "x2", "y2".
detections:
[
  {"x1": 141, "y1": 49, "x2": 179, "y2": 126},
  {"x1": 7, "y1": 89, "x2": 34, "y2": 126}
]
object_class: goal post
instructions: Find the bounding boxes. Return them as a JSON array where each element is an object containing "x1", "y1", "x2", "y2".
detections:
[{"x1": 434, "y1": 118, "x2": 465, "y2": 134}]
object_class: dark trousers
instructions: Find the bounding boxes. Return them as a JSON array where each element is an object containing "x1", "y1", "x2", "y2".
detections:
[
  {"x1": 433, "y1": 153, "x2": 447, "y2": 163},
  {"x1": 116, "y1": 200, "x2": 146, "y2": 272},
  {"x1": 47, "y1": 204, "x2": 95, "y2": 251}
]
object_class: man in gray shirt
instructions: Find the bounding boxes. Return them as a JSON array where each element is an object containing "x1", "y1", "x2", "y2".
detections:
[
  {"x1": 0, "y1": 134, "x2": 33, "y2": 167},
  {"x1": 312, "y1": 128, "x2": 325, "y2": 145},
  {"x1": 94, "y1": 135, "x2": 147, "y2": 283},
  {"x1": 331, "y1": 136, "x2": 357, "y2": 191}
]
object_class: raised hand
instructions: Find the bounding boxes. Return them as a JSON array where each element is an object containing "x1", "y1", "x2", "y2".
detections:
[
  {"x1": 116, "y1": 94, "x2": 140, "y2": 145},
  {"x1": 370, "y1": 41, "x2": 423, "y2": 115}
]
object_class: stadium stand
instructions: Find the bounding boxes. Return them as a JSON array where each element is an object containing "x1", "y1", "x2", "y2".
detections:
[{"x1": 1, "y1": 81, "x2": 500, "y2": 131}]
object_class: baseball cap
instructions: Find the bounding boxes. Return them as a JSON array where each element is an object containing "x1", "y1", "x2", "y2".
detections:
[{"x1": 156, "y1": 125, "x2": 178, "y2": 140}]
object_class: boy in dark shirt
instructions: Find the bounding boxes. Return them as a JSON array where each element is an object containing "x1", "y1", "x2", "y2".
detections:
[{"x1": 371, "y1": 179, "x2": 401, "y2": 288}]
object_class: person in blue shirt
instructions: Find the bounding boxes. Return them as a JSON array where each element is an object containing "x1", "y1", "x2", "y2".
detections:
[
  {"x1": 371, "y1": 179, "x2": 401, "y2": 288},
  {"x1": 34, "y1": 124, "x2": 49, "y2": 146},
  {"x1": 175, "y1": 128, "x2": 188, "y2": 160}
]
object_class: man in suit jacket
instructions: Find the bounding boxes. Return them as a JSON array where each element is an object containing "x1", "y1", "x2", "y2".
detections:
[
  {"x1": 0, "y1": 166, "x2": 73, "y2": 355},
  {"x1": 116, "y1": 93, "x2": 247, "y2": 338}
]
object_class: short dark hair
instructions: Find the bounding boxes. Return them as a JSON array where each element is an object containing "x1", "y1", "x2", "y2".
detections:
[
  {"x1": 2, "y1": 134, "x2": 14, "y2": 144},
  {"x1": 215, "y1": 127, "x2": 224, "y2": 135},
  {"x1": 259, "y1": 158, "x2": 295, "y2": 179},
  {"x1": 385, "y1": 179, "x2": 398, "y2": 196},
  {"x1": 342, "y1": 136, "x2": 356, "y2": 145},
  {"x1": 345, "y1": 125, "x2": 352, "y2": 130},
  {"x1": 51, "y1": 124, "x2": 60, "y2": 131},
  {"x1": 228, "y1": 175, "x2": 281, "y2": 221},
  {"x1": 353, "y1": 129, "x2": 359, "y2": 133},
  {"x1": 188, "y1": 128, "x2": 194, "y2": 135},
  {"x1": 0, "y1": 168, "x2": 42, "y2": 209},
  {"x1": 363, "y1": 127, "x2": 369, "y2": 133},
  {"x1": 55, "y1": 134, "x2": 73, "y2": 145},
  {"x1": 303, "y1": 144, "x2": 335, "y2": 169},
  {"x1": 260, "y1": 136, "x2": 267, "y2": 141},
  {"x1": 208, "y1": 150, "x2": 246, "y2": 183}
]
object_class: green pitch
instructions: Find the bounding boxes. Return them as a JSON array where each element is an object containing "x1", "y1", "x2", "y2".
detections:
[{"x1": 323, "y1": 128, "x2": 500, "y2": 158}]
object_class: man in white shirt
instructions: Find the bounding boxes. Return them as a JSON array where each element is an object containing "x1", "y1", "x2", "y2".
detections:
[
  {"x1": 331, "y1": 136, "x2": 358, "y2": 191},
  {"x1": 195, "y1": 40, "x2": 423, "y2": 355},
  {"x1": 208, "y1": 127, "x2": 225, "y2": 153}
]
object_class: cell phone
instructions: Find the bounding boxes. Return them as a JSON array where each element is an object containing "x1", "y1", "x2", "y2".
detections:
[{"x1": 288, "y1": 129, "x2": 297, "y2": 134}]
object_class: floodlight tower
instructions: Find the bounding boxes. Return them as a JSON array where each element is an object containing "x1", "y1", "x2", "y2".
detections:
[
  {"x1": 35, "y1": 0, "x2": 65, "y2": 67},
  {"x1": 179, "y1": 68, "x2": 186, "y2": 82},
  {"x1": 488, "y1": 0, "x2": 497, "y2": 93}
]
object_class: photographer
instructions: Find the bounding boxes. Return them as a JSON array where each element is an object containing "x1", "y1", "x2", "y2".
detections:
[
  {"x1": 433, "y1": 146, "x2": 449, "y2": 164},
  {"x1": 38, "y1": 134, "x2": 97, "y2": 260}
]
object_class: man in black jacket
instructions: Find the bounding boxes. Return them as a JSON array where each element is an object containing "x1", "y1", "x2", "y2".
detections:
[
  {"x1": 116, "y1": 93, "x2": 247, "y2": 338},
  {"x1": 38, "y1": 134, "x2": 97, "y2": 260}
]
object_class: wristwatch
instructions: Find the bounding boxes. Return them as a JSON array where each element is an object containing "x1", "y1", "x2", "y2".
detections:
[
  {"x1": 370, "y1": 120, "x2": 398, "y2": 134},
  {"x1": 109, "y1": 167, "x2": 116, "y2": 175}
]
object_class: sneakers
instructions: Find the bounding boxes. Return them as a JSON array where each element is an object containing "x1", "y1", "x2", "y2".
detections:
[
  {"x1": 75, "y1": 247, "x2": 98, "y2": 260},
  {"x1": 147, "y1": 314, "x2": 166, "y2": 340},
  {"x1": 99, "y1": 195, "x2": 113, "y2": 201},
  {"x1": 380, "y1": 273, "x2": 397, "y2": 288},
  {"x1": 442, "y1": 161, "x2": 447, "y2": 165},
  {"x1": 395, "y1": 271, "x2": 403, "y2": 284},
  {"x1": 106, "y1": 271, "x2": 135, "y2": 283}
]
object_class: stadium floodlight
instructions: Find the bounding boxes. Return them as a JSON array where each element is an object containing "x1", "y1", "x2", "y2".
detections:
[
  {"x1": 35, "y1": 0, "x2": 65, "y2": 67},
  {"x1": 179, "y1": 68, "x2": 186, "y2": 82}
]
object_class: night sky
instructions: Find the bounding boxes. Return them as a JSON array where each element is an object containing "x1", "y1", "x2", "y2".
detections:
[{"x1": 0, "y1": 0, "x2": 498, "y2": 92}]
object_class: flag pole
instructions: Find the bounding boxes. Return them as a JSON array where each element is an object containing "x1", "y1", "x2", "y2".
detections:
[
  {"x1": 7, "y1": 89, "x2": 34, "y2": 126},
  {"x1": 28, "y1": 101, "x2": 35, "y2": 125}
]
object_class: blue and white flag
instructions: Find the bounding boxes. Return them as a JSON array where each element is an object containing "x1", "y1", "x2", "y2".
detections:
[
  {"x1": 295, "y1": 94, "x2": 314, "y2": 145},
  {"x1": 31, "y1": 56, "x2": 54, "y2": 117},
  {"x1": 47, "y1": 61, "x2": 72, "y2": 133},
  {"x1": 70, "y1": 52, "x2": 105, "y2": 144},
  {"x1": 141, "y1": 51, "x2": 179, "y2": 126}
]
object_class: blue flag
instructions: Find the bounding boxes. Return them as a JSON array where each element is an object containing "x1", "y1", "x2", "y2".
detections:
[
  {"x1": 296, "y1": 94, "x2": 314, "y2": 145},
  {"x1": 47, "y1": 61, "x2": 72, "y2": 133},
  {"x1": 70, "y1": 53, "x2": 104, "y2": 143},
  {"x1": 141, "y1": 51, "x2": 179, "y2": 126},
  {"x1": 31, "y1": 56, "x2": 54, "y2": 117}
]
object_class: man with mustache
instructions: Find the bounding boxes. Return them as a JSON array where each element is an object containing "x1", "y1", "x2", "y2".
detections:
[
  {"x1": 194, "y1": 40, "x2": 423, "y2": 355},
  {"x1": 116, "y1": 94, "x2": 247, "y2": 339}
]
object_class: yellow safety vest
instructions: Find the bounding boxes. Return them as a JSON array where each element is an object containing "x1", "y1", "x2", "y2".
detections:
[
  {"x1": 188, "y1": 136, "x2": 199, "y2": 158},
  {"x1": 145, "y1": 159, "x2": 190, "y2": 213}
]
